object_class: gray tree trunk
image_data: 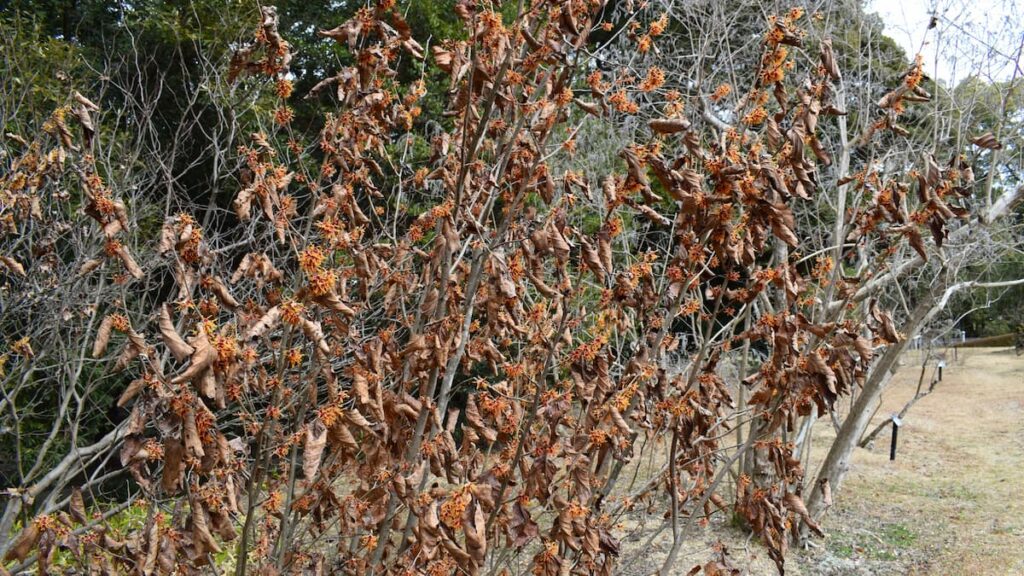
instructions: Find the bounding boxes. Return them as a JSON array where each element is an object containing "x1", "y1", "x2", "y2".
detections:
[{"x1": 804, "y1": 290, "x2": 937, "y2": 523}]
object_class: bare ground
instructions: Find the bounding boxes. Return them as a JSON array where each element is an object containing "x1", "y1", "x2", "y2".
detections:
[{"x1": 617, "y1": 347, "x2": 1024, "y2": 575}]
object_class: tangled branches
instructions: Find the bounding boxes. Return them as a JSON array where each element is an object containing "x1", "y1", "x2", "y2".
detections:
[{"x1": 0, "y1": 2, "x2": 974, "y2": 575}]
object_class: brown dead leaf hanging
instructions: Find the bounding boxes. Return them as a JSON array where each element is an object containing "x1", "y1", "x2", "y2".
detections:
[
  {"x1": 464, "y1": 501, "x2": 487, "y2": 566},
  {"x1": 579, "y1": 236, "x2": 607, "y2": 283},
  {"x1": 159, "y1": 304, "x2": 194, "y2": 361},
  {"x1": 78, "y1": 258, "x2": 103, "y2": 276},
  {"x1": 303, "y1": 418, "x2": 328, "y2": 480},
  {"x1": 170, "y1": 330, "x2": 217, "y2": 387},
  {"x1": 649, "y1": 118, "x2": 691, "y2": 134},
  {"x1": 3, "y1": 522, "x2": 41, "y2": 563},
  {"x1": 301, "y1": 317, "x2": 331, "y2": 354},
  {"x1": 114, "y1": 243, "x2": 144, "y2": 279},
  {"x1": 68, "y1": 487, "x2": 88, "y2": 524},
  {"x1": 634, "y1": 204, "x2": 672, "y2": 227},
  {"x1": 0, "y1": 255, "x2": 25, "y2": 277},
  {"x1": 902, "y1": 226, "x2": 928, "y2": 261},
  {"x1": 620, "y1": 148, "x2": 650, "y2": 189},
  {"x1": 183, "y1": 408, "x2": 205, "y2": 459},
  {"x1": 314, "y1": 292, "x2": 357, "y2": 317},
  {"x1": 574, "y1": 98, "x2": 603, "y2": 117},
  {"x1": 328, "y1": 422, "x2": 359, "y2": 455},
  {"x1": 207, "y1": 276, "x2": 239, "y2": 309},
  {"x1": 162, "y1": 437, "x2": 185, "y2": 494},
  {"x1": 318, "y1": 18, "x2": 363, "y2": 51},
  {"x1": 93, "y1": 315, "x2": 115, "y2": 358},
  {"x1": 819, "y1": 38, "x2": 841, "y2": 82},
  {"x1": 970, "y1": 132, "x2": 1002, "y2": 150},
  {"x1": 117, "y1": 377, "x2": 147, "y2": 407},
  {"x1": 783, "y1": 492, "x2": 824, "y2": 537},
  {"x1": 190, "y1": 494, "x2": 222, "y2": 555},
  {"x1": 246, "y1": 306, "x2": 282, "y2": 342},
  {"x1": 869, "y1": 300, "x2": 901, "y2": 343}
]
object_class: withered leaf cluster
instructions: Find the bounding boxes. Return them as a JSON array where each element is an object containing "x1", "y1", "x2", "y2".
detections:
[{"x1": 0, "y1": 2, "x2": 973, "y2": 575}]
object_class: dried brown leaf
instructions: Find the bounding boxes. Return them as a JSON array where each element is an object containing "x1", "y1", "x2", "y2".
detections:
[
  {"x1": 970, "y1": 132, "x2": 1002, "y2": 150},
  {"x1": 159, "y1": 304, "x2": 194, "y2": 361},
  {"x1": 3, "y1": 521, "x2": 40, "y2": 562},
  {"x1": 0, "y1": 256, "x2": 25, "y2": 277},
  {"x1": 115, "y1": 244, "x2": 144, "y2": 279},
  {"x1": 93, "y1": 315, "x2": 114, "y2": 358},
  {"x1": 303, "y1": 418, "x2": 328, "y2": 480},
  {"x1": 649, "y1": 118, "x2": 691, "y2": 134}
]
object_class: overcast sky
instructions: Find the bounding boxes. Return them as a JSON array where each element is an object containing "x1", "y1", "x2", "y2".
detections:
[{"x1": 867, "y1": 0, "x2": 1022, "y2": 85}]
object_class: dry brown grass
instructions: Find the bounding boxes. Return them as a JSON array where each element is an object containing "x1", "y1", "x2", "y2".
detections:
[
  {"x1": 796, "y1": 346, "x2": 1024, "y2": 575},
  {"x1": 617, "y1": 347, "x2": 1024, "y2": 574}
]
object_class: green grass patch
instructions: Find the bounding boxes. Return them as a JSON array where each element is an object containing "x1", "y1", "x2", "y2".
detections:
[
  {"x1": 834, "y1": 542, "x2": 855, "y2": 558},
  {"x1": 828, "y1": 523, "x2": 917, "y2": 562}
]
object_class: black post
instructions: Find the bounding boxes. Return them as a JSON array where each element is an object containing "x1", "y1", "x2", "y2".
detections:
[
  {"x1": 938, "y1": 364, "x2": 943, "y2": 381},
  {"x1": 888, "y1": 420, "x2": 897, "y2": 459},
  {"x1": 888, "y1": 414, "x2": 905, "y2": 459}
]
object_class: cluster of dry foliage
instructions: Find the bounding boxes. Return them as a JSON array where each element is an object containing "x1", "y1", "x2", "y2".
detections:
[{"x1": 0, "y1": 1, "x2": 981, "y2": 574}]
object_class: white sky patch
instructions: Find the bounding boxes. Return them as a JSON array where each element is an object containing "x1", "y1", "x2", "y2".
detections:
[{"x1": 867, "y1": 0, "x2": 1022, "y2": 85}]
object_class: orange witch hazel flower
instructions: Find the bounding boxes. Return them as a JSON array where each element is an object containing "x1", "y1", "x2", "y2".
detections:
[
  {"x1": 308, "y1": 270, "x2": 336, "y2": 296},
  {"x1": 275, "y1": 78, "x2": 294, "y2": 99},
  {"x1": 274, "y1": 106, "x2": 294, "y2": 125},
  {"x1": 649, "y1": 13, "x2": 669, "y2": 36},
  {"x1": 285, "y1": 346, "x2": 303, "y2": 367},
  {"x1": 298, "y1": 245, "x2": 325, "y2": 272},
  {"x1": 743, "y1": 107, "x2": 768, "y2": 125},
  {"x1": 636, "y1": 34, "x2": 653, "y2": 53},
  {"x1": 639, "y1": 66, "x2": 666, "y2": 92},
  {"x1": 108, "y1": 313, "x2": 131, "y2": 332},
  {"x1": 905, "y1": 54, "x2": 925, "y2": 88},
  {"x1": 281, "y1": 299, "x2": 304, "y2": 324},
  {"x1": 439, "y1": 487, "x2": 471, "y2": 529},
  {"x1": 710, "y1": 83, "x2": 732, "y2": 102}
]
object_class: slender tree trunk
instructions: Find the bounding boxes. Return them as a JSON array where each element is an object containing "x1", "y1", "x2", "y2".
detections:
[
  {"x1": 805, "y1": 290, "x2": 937, "y2": 522},
  {"x1": 736, "y1": 312, "x2": 752, "y2": 478}
]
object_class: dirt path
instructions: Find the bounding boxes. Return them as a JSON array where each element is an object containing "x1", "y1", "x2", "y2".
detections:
[{"x1": 796, "y1": 347, "x2": 1024, "y2": 575}]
